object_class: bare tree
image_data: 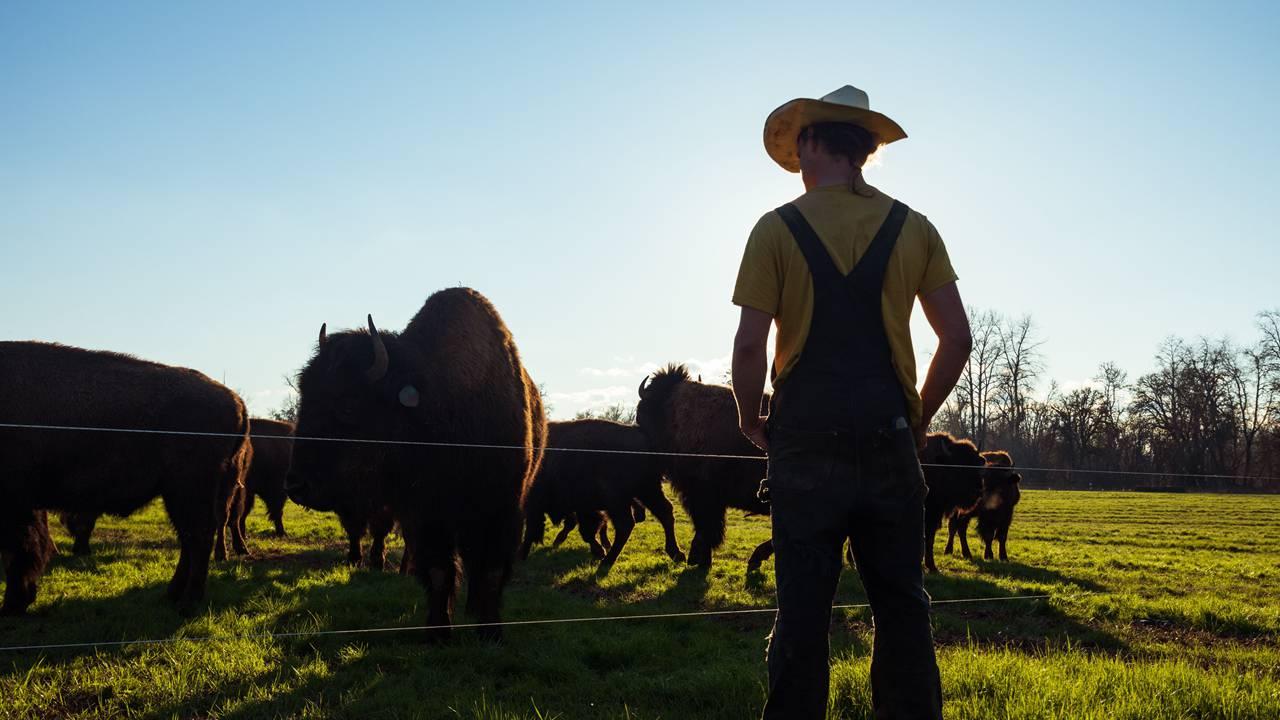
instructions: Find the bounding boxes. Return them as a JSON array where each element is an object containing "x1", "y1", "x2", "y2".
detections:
[
  {"x1": 995, "y1": 314, "x2": 1045, "y2": 447},
  {"x1": 1227, "y1": 341, "x2": 1279, "y2": 477},
  {"x1": 952, "y1": 308, "x2": 1003, "y2": 449},
  {"x1": 270, "y1": 375, "x2": 300, "y2": 424},
  {"x1": 575, "y1": 403, "x2": 637, "y2": 424}
]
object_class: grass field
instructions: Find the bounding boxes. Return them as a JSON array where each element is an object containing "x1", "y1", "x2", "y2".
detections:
[{"x1": 1, "y1": 489, "x2": 1278, "y2": 719}]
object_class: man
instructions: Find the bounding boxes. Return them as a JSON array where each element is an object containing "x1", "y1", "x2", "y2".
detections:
[{"x1": 731, "y1": 86, "x2": 972, "y2": 719}]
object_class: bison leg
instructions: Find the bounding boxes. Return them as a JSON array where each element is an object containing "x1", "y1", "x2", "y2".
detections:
[
  {"x1": 408, "y1": 524, "x2": 459, "y2": 643},
  {"x1": 597, "y1": 518, "x2": 612, "y2": 553},
  {"x1": 686, "y1": 501, "x2": 727, "y2": 568},
  {"x1": 631, "y1": 499, "x2": 647, "y2": 523},
  {"x1": 227, "y1": 486, "x2": 250, "y2": 557},
  {"x1": 997, "y1": 522, "x2": 1010, "y2": 561},
  {"x1": 1, "y1": 510, "x2": 55, "y2": 616},
  {"x1": 577, "y1": 513, "x2": 607, "y2": 559},
  {"x1": 266, "y1": 496, "x2": 287, "y2": 537},
  {"x1": 637, "y1": 486, "x2": 684, "y2": 563},
  {"x1": 367, "y1": 508, "x2": 394, "y2": 572},
  {"x1": 460, "y1": 507, "x2": 520, "y2": 643},
  {"x1": 519, "y1": 506, "x2": 547, "y2": 560},
  {"x1": 551, "y1": 516, "x2": 576, "y2": 547},
  {"x1": 60, "y1": 512, "x2": 98, "y2": 557},
  {"x1": 338, "y1": 511, "x2": 367, "y2": 567},
  {"x1": 598, "y1": 506, "x2": 636, "y2": 570},
  {"x1": 746, "y1": 539, "x2": 774, "y2": 573},
  {"x1": 954, "y1": 516, "x2": 973, "y2": 559}
]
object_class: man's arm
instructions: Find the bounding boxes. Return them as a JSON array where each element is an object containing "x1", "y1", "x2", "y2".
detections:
[
  {"x1": 917, "y1": 281, "x2": 972, "y2": 448},
  {"x1": 732, "y1": 306, "x2": 773, "y2": 452}
]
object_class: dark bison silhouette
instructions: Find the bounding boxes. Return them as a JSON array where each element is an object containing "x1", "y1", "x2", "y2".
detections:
[
  {"x1": 286, "y1": 288, "x2": 545, "y2": 640},
  {"x1": 521, "y1": 419, "x2": 683, "y2": 568},
  {"x1": 56, "y1": 418, "x2": 294, "y2": 560},
  {"x1": 0, "y1": 341, "x2": 251, "y2": 615},
  {"x1": 636, "y1": 364, "x2": 769, "y2": 568}
]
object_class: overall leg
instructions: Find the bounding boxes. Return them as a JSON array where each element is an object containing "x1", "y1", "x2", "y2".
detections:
[
  {"x1": 598, "y1": 504, "x2": 635, "y2": 568},
  {"x1": 762, "y1": 441, "x2": 848, "y2": 720},
  {"x1": 368, "y1": 506, "x2": 394, "y2": 572},
  {"x1": 1, "y1": 510, "x2": 55, "y2": 616},
  {"x1": 847, "y1": 488, "x2": 942, "y2": 719}
]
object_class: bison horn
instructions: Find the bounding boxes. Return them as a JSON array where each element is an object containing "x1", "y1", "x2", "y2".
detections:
[
  {"x1": 366, "y1": 314, "x2": 389, "y2": 383},
  {"x1": 318, "y1": 323, "x2": 328, "y2": 349},
  {"x1": 638, "y1": 376, "x2": 650, "y2": 397}
]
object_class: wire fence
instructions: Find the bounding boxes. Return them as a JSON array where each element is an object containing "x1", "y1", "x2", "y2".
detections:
[
  {"x1": 3, "y1": 422, "x2": 1278, "y2": 484},
  {"x1": 0, "y1": 594, "x2": 1058, "y2": 654}
]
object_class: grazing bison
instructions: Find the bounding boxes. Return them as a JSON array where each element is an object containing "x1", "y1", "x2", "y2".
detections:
[
  {"x1": 0, "y1": 342, "x2": 251, "y2": 615},
  {"x1": 521, "y1": 419, "x2": 683, "y2": 567},
  {"x1": 57, "y1": 418, "x2": 294, "y2": 560},
  {"x1": 286, "y1": 287, "x2": 545, "y2": 640},
  {"x1": 636, "y1": 364, "x2": 769, "y2": 568}
]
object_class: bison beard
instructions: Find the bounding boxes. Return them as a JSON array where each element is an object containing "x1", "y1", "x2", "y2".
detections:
[
  {"x1": 286, "y1": 288, "x2": 545, "y2": 641},
  {"x1": 521, "y1": 419, "x2": 683, "y2": 568},
  {"x1": 0, "y1": 341, "x2": 251, "y2": 615},
  {"x1": 636, "y1": 364, "x2": 769, "y2": 568}
]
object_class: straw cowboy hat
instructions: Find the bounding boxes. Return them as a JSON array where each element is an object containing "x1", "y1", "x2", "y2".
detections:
[{"x1": 763, "y1": 85, "x2": 906, "y2": 172}]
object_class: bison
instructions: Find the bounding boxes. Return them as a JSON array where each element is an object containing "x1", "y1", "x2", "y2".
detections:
[
  {"x1": 286, "y1": 287, "x2": 545, "y2": 641},
  {"x1": 55, "y1": 418, "x2": 294, "y2": 560},
  {"x1": 235, "y1": 418, "x2": 295, "y2": 539},
  {"x1": 636, "y1": 364, "x2": 769, "y2": 568},
  {"x1": 521, "y1": 419, "x2": 683, "y2": 567},
  {"x1": 919, "y1": 433, "x2": 986, "y2": 573},
  {"x1": 958, "y1": 451, "x2": 1022, "y2": 562},
  {"x1": 0, "y1": 341, "x2": 251, "y2": 615}
]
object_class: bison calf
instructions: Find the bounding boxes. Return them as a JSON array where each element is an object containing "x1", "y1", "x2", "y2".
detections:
[{"x1": 521, "y1": 419, "x2": 683, "y2": 568}]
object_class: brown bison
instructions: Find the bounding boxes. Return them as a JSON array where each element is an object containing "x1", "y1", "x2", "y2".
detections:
[
  {"x1": 957, "y1": 451, "x2": 1022, "y2": 561},
  {"x1": 286, "y1": 288, "x2": 545, "y2": 640},
  {"x1": 56, "y1": 418, "x2": 294, "y2": 560},
  {"x1": 636, "y1": 364, "x2": 769, "y2": 568},
  {"x1": 521, "y1": 419, "x2": 683, "y2": 567},
  {"x1": 0, "y1": 342, "x2": 251, "y2": 615},
  {"x1": 919, "y1": 433, "x2": 986, "y2": 573}
]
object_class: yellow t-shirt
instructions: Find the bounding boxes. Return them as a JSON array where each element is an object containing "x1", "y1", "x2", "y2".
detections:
[{"x1": 732, "y1": 183, "x2": 958, "y2": 428}]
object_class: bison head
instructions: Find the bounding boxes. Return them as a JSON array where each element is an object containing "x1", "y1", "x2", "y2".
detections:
[
  {"x1": 286, "y1": 315, "x2": 422, "y2": 512},
  {"x1": 979, "y1": 450, "x2": 1022, "y2": 510}
]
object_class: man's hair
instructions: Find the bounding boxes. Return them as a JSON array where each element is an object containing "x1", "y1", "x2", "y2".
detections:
[{"x1": 798, "y1": 122, "x2": 880, "y2": 169}]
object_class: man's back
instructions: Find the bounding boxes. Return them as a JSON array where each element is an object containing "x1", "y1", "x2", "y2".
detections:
[{"x1": 733, "y1": 182, "x2": 957, "y2": 428}]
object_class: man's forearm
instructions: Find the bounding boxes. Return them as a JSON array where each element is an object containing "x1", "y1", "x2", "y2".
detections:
[
  {"x1": 731, "y1": 342, "x2": 768, "y2": 422},
  {"x1": 918, "y1": 338, "x2": 971, "y2": 427}
]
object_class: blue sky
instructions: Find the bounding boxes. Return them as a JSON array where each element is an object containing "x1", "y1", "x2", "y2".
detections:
[{"x1": 3, "y1": 1, "x2": 1278, "y2": 418}]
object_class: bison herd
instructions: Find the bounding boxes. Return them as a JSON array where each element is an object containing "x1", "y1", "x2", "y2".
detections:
[{"x1": 0, "y1": 287, "x2": 1022, "y2": 638}]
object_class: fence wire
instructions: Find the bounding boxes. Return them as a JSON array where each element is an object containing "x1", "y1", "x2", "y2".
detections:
[{"x1": 1, "y1": 422, "x2": 1277, "y2": 483}]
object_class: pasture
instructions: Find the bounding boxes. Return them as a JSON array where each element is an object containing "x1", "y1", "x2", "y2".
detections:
[{"x1": 1, "y1": 490, "x2": 1277, "y2": 719}]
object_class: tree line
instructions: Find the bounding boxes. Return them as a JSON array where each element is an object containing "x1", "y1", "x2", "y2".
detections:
[{"x1": 934, "y1": 309, "x2": 1280, "y2": 492}]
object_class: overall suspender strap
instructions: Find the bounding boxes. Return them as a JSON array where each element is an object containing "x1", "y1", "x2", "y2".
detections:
[
  {"x1": 774, "y1": 203, "x2": 844, "y2": 291},
  {"x1": 774, "y1": 200, "x2": 911, "y2": 303},
  {"x1": 848, "y1": 200, "x2": 909, "y2": 293}
]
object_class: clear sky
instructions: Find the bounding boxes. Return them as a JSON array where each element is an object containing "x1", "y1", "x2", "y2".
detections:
[{"x1": 3, "y1": 1, "x2": 1278, "y2": 419}]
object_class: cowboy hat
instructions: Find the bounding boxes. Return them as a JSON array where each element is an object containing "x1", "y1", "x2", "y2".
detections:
[{"x1": 763, "y1": 85, "x2": 906, "y2": 173}]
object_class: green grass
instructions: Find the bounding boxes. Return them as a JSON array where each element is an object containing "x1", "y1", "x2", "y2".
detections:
[{"x1": 2, "y1": 490, "x2": 1278, "y2": 719}]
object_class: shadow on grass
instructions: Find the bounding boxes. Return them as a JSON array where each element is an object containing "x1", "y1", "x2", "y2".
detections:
[{"x1": 967, "y1": 559, "x2": 1106, "y2": 592}]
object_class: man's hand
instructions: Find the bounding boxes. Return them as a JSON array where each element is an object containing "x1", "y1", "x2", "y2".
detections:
[
  {"x1": 741, "y1": 414, "x2": 769, "y2": 453},
  {"x1": 914, "y1": 415, "x2": 932, "y2": 452}
]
